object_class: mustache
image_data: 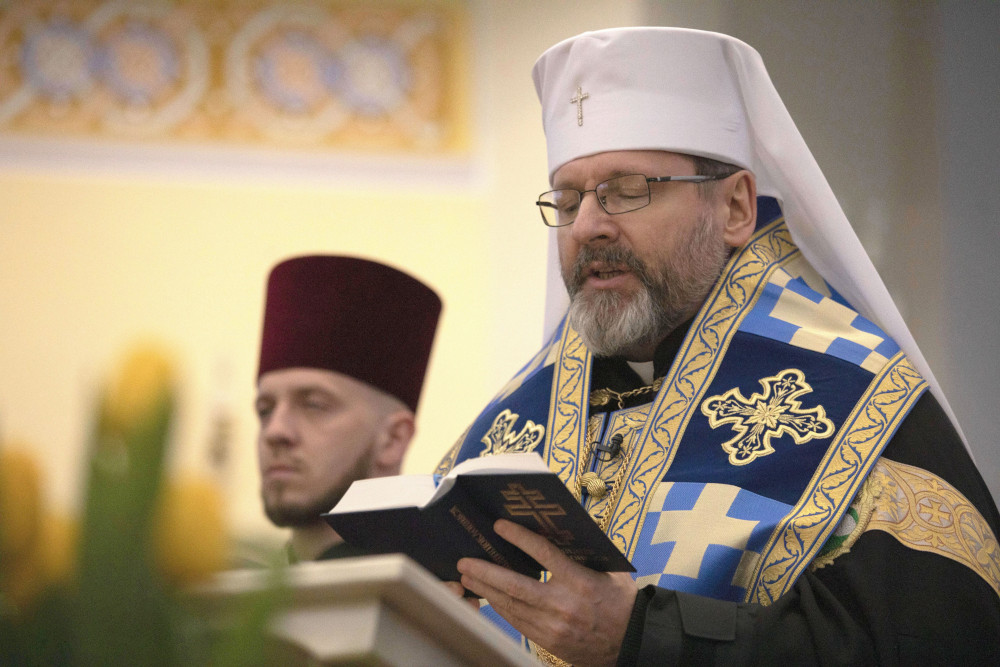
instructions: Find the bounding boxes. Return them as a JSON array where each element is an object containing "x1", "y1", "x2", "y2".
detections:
[
  {"x1": 263, "y1": 457, "x2": 304, "y2": 473},
  {"x1": 565, "y1": 245, "x2": 649, "y2": 295}
]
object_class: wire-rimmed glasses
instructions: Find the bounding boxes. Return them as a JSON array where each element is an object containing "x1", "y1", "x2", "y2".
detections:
[{"x1": 535, "y1": 173, "x2": 732, "y2": 227}]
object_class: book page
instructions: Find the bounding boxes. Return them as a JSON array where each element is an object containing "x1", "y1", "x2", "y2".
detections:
[
  {"x1": 429, "y1": 452, "x2": 551, "y2": 504},
  {"x1": 328, "y1": 474, "x2": 436, "y2": 513},
  {"x1": 449, "y1": 452, "x2": 551, "y2": 476}
]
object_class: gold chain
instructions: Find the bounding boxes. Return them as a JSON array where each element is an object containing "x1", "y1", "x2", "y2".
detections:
[{"x1": 589, "y1": 376, "x2": 664, "y2": 410}]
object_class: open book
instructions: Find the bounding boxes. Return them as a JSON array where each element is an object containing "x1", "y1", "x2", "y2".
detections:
[{"x1": 323, "y1": 452, "x2": 634, "y2": 582}]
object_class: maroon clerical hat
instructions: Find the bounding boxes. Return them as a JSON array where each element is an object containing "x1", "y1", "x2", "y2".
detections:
[{"x1": 257, "y1": 255, "x2": 442, "y2": 412}]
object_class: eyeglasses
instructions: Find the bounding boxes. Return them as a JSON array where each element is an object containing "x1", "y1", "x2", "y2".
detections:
[{"x1": 535, "y1": 173, "x2": 732, "y2": 228}]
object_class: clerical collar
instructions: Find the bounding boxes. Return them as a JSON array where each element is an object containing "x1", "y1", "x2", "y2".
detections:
[
  {"x1": 627, "y1": 360, "x2": 655, "y2": 385},
  {"x1": 589, "y1": 319, "x2": 695, "y2": 412}
]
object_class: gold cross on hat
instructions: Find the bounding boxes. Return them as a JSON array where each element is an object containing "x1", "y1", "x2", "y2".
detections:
[{"x1": 571, "y1": 86, "x2": 589, "y2": 126}]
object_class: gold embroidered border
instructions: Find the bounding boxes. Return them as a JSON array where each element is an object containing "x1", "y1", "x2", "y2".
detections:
[
  {"x1": 595, "y1": 218, "x2": 798, "y2": 556},
  {"x1": 547, "y1": 323, "x2": 592, "y2": 489},
  {"x1": 747, "y1": 355, "x2": 927, "y2": 604},
  {"x1": 866, "y1": 458, "x2": 999, "y2": 595}
]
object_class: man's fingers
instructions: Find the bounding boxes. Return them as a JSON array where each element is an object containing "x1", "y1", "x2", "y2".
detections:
[
  {"x1": 440, "y1": 580, "x2": 480, "y2": 609},
  {"x1": 458, "y1": 564, "x2": 544, "y2": 636},
  {"x1": 493, "y1": 519, "x2": 573, "y2": 572},
  {"x1": 441, "y1": 580, "x2": 465, "y2": 597},
  {"x1": 457, "y1": 556, "x2": 551, "y2": 610},
  {"x1": 458, "y1": 557, "x2": 542, "y2": 598}
]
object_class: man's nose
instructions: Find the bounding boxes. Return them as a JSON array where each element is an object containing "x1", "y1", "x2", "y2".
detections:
[
  {"x1": 570, "y1": 191, "x2": 620, "y2": 245},
  {"x1": 262, "y1": 403, "x2": 296, "y2": 446}
]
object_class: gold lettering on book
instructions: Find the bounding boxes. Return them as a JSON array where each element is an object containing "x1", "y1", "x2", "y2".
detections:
[
  {"x1": 449, "y1": 505, "x2": 511, "y2": 568},
  {"x1": 502, "y1": 483, "x2": 574, "y2": 546}
]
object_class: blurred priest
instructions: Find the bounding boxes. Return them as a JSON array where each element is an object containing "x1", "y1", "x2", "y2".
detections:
[{"x1": 254, "y1": 255, "x2": 441, "y2": 562}]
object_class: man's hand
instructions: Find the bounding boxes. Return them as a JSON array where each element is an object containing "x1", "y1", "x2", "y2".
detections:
[
  {"x1": 456, "y1": 519, "x2": 637, "y2": 667},
  {"x1": 441, "y1": 580, "x2": 480, "y2": 610}
]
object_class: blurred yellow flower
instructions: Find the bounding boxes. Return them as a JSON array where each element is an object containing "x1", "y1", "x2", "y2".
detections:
[
  {"x1": 0, "y1": 445, "x2": 74, "y2": 612},
  {"x1": 3, "y1": 341, "x2": 280, "y2": 666},
  {"x1": 102, "y1": 341, "x2": 177, "y2": 437},
  {"x1": 0, "y1": 446, "x2": 42, "y2": 561},
  {"x1": 153, "y1": 475, "x2": 229, "y2": 587},
  {"x1": 39, "y1": 511, "x2": 78, "y2": 586}
]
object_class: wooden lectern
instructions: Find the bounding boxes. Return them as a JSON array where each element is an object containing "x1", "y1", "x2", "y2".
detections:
[{"x1": 189, "y1": 554, "x2": 537, "y2": 666}]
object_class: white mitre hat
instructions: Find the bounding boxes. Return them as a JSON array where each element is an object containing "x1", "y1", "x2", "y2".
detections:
[{"x1": 532, "y1": 27, "x2": 965, "y2": 444}]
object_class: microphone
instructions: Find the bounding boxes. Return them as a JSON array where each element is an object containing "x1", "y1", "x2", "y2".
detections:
[{"x1": 596, "y1": 433, "x2": 623, "y2": 462}]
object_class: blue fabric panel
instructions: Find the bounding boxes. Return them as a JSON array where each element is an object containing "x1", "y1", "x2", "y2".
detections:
[
  {"x1": 850, "y1": 314, "x2": 901, "y2": 358},
  {"x1": 666, "y1": 332, "x2": 874, "y2": 505},
  {"x1": 660, "y1": 481, "x2": 704, "y2": 511},
  {"x1": 737, "y1": 271, "x2": 897, "y2": 370},
  {"x1": 631, "y1": 483, "x2": 792, "y2": 601},
  {"x1": 740, "y1": 283, "x2": 799, "y2": 342},
  {"x1": 785, "y1": 277, "x2": 824, "y2": 303},
  {"x1": 826, "y1": 336, "x2": 879, "y2": 366}
]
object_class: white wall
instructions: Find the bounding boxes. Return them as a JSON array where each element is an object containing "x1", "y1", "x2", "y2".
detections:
[{"x1": 937, "y1": 2, "x2": 1000, "y2": 503}]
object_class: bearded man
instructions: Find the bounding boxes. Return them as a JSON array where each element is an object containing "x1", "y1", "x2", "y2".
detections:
[
  {"x1": 436, "y1": 28, "x2": 1000, "y2": 666},
  {"x1": 255, "y1": 255, "x2": 440, "y2": 562}
]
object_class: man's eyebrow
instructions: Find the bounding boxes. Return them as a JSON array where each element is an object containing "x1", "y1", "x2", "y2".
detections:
[
  {"x1": 603, "y1": 168, "x2": 637, "y2": 179},
  {"x1": 291, "y1": 385, "x2": 339, "y2": 400},
  {"x1": 253, "y1": 393, "x2": 273, "y2": 413},
  {"x1": 255, "y1": 385, "x2": 337, "y2": 401},
  {"x1": 553, "y1": 169, "x2": 639, "y2": 189}
]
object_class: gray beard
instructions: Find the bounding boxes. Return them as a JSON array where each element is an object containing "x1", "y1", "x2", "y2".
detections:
[
  {"x1": 563, "y1": 212, "x2": 730, "y2": 358},
  {"x1": 263, "y1": 446, "x2": 374, "y2": 528}
]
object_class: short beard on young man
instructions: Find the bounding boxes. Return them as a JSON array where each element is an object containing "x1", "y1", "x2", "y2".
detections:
[
  {"x1": 563, "y1": 211, "x2": 730, "y2": 358},
  {"x1": 262, "y1": 446, "x2": 374, "y2": 528}
]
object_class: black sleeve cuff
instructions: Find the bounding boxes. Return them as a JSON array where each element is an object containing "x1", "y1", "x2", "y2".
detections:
[{"x1": 616, "y1": 585, "x2": 655, "y2": 666}]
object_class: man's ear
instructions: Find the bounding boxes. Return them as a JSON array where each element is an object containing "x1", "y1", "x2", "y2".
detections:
[
  {"x1": 721, "y1": 171, "x2": 757, "y2": 248},
  {"x1": 371, "y1": 410, "x2": 415, "y2": 476}
]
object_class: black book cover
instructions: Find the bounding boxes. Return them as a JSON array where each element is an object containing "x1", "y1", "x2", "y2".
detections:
[{"x1": 322, "y1": 455, "x2": 634, "y2": 582}]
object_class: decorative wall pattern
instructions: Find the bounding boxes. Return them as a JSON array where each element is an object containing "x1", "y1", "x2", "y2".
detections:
[{"x1": 0, "y1": 0, "x2": 470, "y2": 154}]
